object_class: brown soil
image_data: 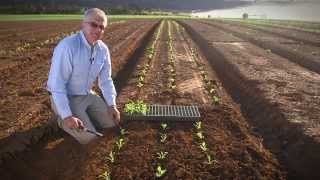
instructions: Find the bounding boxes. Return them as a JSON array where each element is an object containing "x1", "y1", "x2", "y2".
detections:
[
  {"x1": 199, "y1": 20, "x2": 320, "y2": 74},
  {"x1": 218, "y1": 20, "x2": 320, "y2": 47},
  {"x1": 0, "y1": 20, "x2": 286, "y2": 180},
  {"x1": 0, "y1": 18, "x2": 319, "y2": 179},
  {"x1": 180, "y1": 20, "x2": 320, "y2": 179}
]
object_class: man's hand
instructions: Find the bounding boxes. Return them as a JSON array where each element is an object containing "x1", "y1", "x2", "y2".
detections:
[
  {"x1": 63, "y1": 116, "x2": 84, "y2": 130},
  {"x1": 108, "y1": 105, "x2": 120, "y2": 125}
]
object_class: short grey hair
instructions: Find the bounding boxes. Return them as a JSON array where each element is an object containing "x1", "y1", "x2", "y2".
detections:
[{"x1": 83, "y1": 8, "x2": 107, "y2": 24}]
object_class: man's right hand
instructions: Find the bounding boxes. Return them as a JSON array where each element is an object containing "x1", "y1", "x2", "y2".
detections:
[{"x1": 63, "y1": 116, "x2": 84, "y2": 130}]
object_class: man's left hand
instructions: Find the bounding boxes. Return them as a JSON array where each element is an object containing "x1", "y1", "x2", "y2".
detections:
[{"x1": 108, "y1": 105, "x2": 120, "y2": 125}]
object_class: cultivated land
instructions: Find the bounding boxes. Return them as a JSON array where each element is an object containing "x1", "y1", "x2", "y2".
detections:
[{"x1": 0, "y1": 18, "x2": 319, "y2": 179}]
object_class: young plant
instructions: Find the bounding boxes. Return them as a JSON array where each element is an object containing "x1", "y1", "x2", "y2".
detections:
[
  {"x1": 206, "y1": 154, "x2": 217, "y2": 165},
  {"x1": 213, "y1": 96, "x2": 219, "y2": 103},
  {"x1": 196, "y1": 131, "x2": 205, "y2": 140},
  {"x1": 160, "y1": 133, "x2": 167, "y2": 143},
  {"x1": 107, "y1": 151, "x2": 115, "y2": 163},
  {"x1": 155, "y1": 164, "x2": 167, "y2": 178},
  {"x1": 99, "y1": 170, "x2": 111, "y2": 180},
  {"x1": 194, "y1": 121, "x2": 202, "y2": 130},
  {"x1": 160, "y1": 123, "x2": 168, "y2": 131},
  {"x1": 199, "y1": 141, "x2": 208, "y2": 152},
  {"x1": 120, "y1": 128, "x2": 128, "y2": 137},
  {"x1": 137, "y1": 82, "x2": 144, "y2": 88},
  {"x1": 157, "y1": 151, "x2": 168, "y2": 160},
  {"x1": 116, "y1": 138, "x2": 125, "y2": 151}
]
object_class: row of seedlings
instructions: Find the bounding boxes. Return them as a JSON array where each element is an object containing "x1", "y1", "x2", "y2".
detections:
[
  {"x1": 15, "y1": 31, "x2": 78, "y2": 54},
  {"x1": 176, "y1": 22, "x2": 220, "y2": 104},
  {"x1": 137, "y1": 21, "x2": 164, "y2": 89},
  {"x1": 123, "y1": 21, "x2": 164, "y2": 123},
  {"x1": 173, "y1": 21, "x2": 219, "y2": 166},
  {"x1": 14, "y1": 21, "x2": 126, "y2": 55},
  {"x1": 167, "y1": 21, "x2": 176, "y2": 90},
  {"x1": 193, "y1": 121, "x2": 218, "y2": 166},
  {"x1": 154, "y1": 123, "x2": 169, "y2": 178},
  {"x1": 99, "y1": 126, "x2": 129, "y2": 179},
  {"x1": 191, "y1": 47, "x2": 220, "y2": 104},
  {"x1": 103, "y1": 22, "x2": 166, "y2": 178}
]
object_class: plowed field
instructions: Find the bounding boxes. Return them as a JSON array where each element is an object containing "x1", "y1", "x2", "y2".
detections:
[{"x1": 1, "y1": 19, "x2": 319, "y2": 179}]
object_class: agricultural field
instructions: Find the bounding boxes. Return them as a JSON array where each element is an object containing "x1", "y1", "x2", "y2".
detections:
[{"x1": 0, "y1": 18, "x2": 319, "y2": 179}]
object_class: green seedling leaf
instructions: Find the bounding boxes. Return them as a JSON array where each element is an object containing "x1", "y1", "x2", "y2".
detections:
[
  {"x1": 120, "y1": 128, "x2": 128, "y2": 137},
  {"x1": 99, "y1": 170, "x2": 111, "y2": 180},
  {"x1": 206, "y1": 154, "x2": 217, "y2": 165},
  {"x1": 116, "y1": 138, "x2": 125, "y2": 151},
  {"x1": 157, "y1": 151, "x2": 168, "y2": 160},
  {"x1": 160, "y1": 133, "x2": 167, "y2": 143},
  {"x1": 213, "y1": 96, "x2": 219, "y2": 103},
  {"x1": 107, "y1": 151, "x2": 115, "y2": 163},
  {"x1": 196, "y1": 131, "x2": 205, "y2": 140},
  {"x1": 161, "y1": 123, "x2": 168, "y2": 131},
  {"x1": 194, "y1": 121, "x2": 202, "y2": 130},
  {"x1": 199, "y1": 141, "x2": 208, "y2": 152},
  {"x1": 137, "y1": 82, "x2": 144, "y2": 88},
  {"x1": 155, "y1": 164, "x2": 167, "y2": 178}
]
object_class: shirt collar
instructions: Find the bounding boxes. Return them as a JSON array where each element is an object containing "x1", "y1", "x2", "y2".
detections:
[{"x1": 80, "y1": 30, "x2": 97, "y2": 49}]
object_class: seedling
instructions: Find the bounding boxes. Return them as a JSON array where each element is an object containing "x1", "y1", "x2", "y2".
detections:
[
  {"x1": 107, "y1": 151, "x2": 115, "y2": 163},
  {"x1": 199, "y1": 141, "x2": 208, "y2": 152},
  {"x1": 196, "y1": 132, "x2": 205, "y2": 140},
  {"x1": 161, "y1": 123, "x2": 168, "y2": 131},
  {"x1": 157, "y1": 151, "x2": 168, "y2": 160},
  {"x1": 194, "y1": 121, "x2": 202, "y2": 130},
  {"x1": 160, "y1": 133, "x2": 167, "y2": 143},
  {"x1": 120, "y1": 128, "x2": 128, "y2": 137},
  {"x1": 99, "y1": 170, "x2": 111, "y2": 180},
  {"x1": 213, "y1": 96, "x2": 219, "y2": 103},
  {"x1": 155, "y1": 164, "x2": 167, "y2": 178},
  {"x1": 137, "y1": 82, "x2": 144, "y2": 88},
  {"x1": 116, "y1": 138, "x2": 125, "y2": 151},
  {"x1": 206, "y1": 154, "x2": 217, "y2": 165}
]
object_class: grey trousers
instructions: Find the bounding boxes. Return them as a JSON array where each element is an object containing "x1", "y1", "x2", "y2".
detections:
[{"x1": 50, "y1": 94, "x2": 116, "y2": 144}]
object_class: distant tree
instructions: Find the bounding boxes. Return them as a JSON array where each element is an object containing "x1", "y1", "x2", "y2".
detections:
[{"x1": 242, "y1": 13, "x2": 248, "y2": 20}]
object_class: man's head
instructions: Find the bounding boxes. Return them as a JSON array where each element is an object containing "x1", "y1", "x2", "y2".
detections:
[{"x1": 82, "y1": 8, "x2": 107, "y2": 45}]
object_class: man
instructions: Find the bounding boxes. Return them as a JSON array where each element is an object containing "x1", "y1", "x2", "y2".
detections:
[{"x1": 47, "y1": 8, "x2": 120, "y2": 144}]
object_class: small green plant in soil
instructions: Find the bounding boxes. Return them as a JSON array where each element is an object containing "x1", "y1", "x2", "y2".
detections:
[
  {"x1": 157, "y1": 151, "x2": 168, "y2": 160},
  {"x1": 199, "y1": 141, "x2": 208, "y2": 152},
  {"x1": 196, "y1": 131, "x2": 205, "y2": 140},
  {"x1": 206, "y1": 154, "x2": 217, "y2": 166},
  {"x1": 160, "y1": 133, "x2": 167, "y2": 143},
  {"x1": 155, "y1": 164, "x2": 167, "y2": 178},
  {"x1": 99, "y1": 170, "x2": 111, "y2": 180},
  {"x1": 116, "y1": 138, "x2": 125, "y2": 151},
  {"x1": 194, "y1": 121, "x2": 202, "y2": 130},
  {"x1": 107, "y1": 151, "x2": 115, "y2": 163},
  {"x1": 161, "y1": 123, "x2": 168, "y2": 131}
]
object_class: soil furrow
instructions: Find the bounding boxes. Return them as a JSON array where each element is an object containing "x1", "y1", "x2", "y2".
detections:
[
  {"x1": 199, "y1": 20, "x2": 320, "y2": 74},
  {"x1": 180, "y1": 20, "x2": 320, "y2": 179}
]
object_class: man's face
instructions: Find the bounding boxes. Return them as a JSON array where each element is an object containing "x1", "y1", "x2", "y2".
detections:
[{"x1": 82, "y1": 17, "x2": 106, "y2": 45}]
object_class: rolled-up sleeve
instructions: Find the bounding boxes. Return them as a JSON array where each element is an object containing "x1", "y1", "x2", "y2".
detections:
[
  {"x1": 47, "y1": 42, "x2": 73, "y2": 119},
  {"x1": 99, "y1": 47, "x2": 117, "y2": 106}
]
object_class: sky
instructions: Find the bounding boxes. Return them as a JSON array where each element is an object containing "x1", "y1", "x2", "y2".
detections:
[{"x1": 193, "y1": 1, "x2": 320, "y2": 21}]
